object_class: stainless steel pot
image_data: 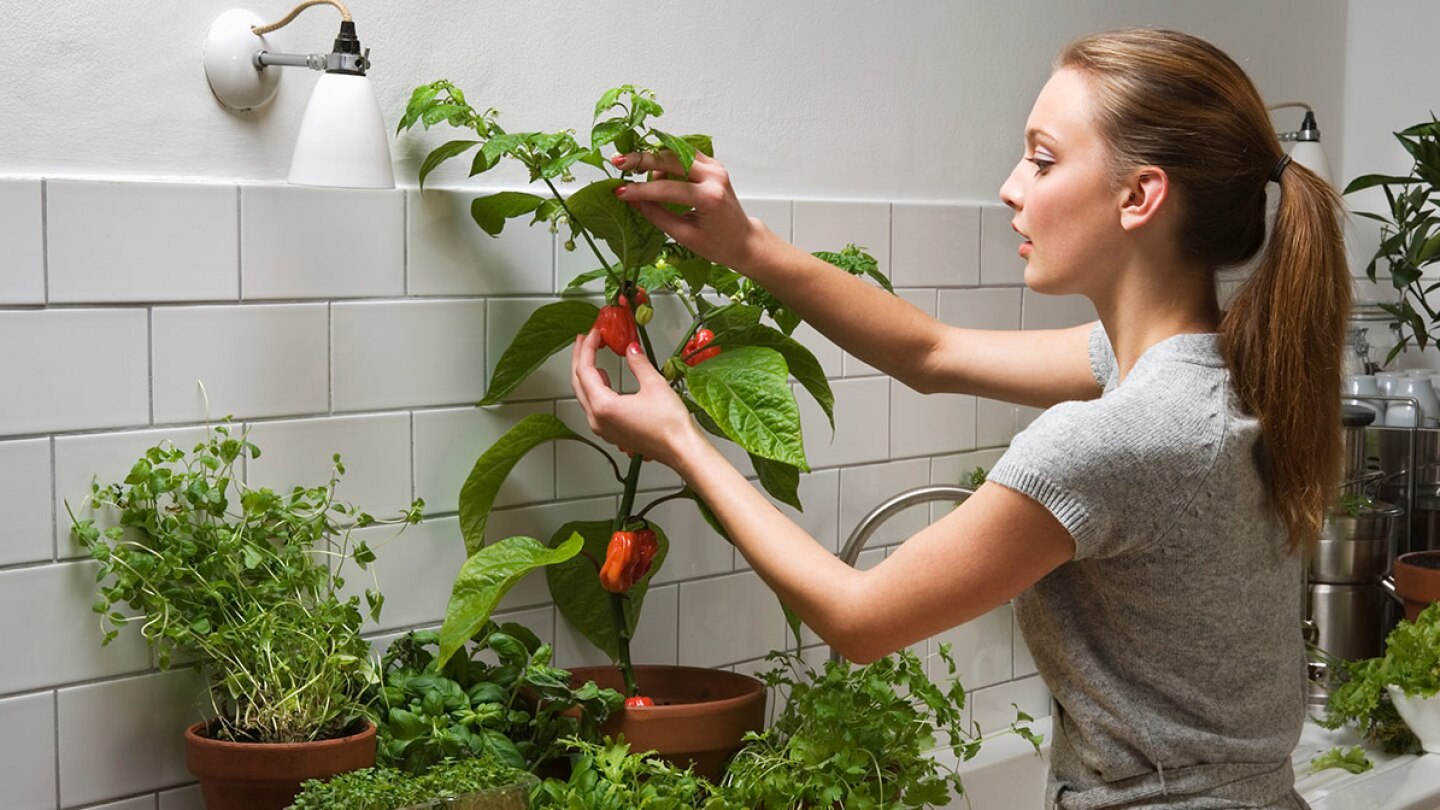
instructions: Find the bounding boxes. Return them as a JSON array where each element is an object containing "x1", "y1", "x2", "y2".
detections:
[
  {"x1": 1377, "y1": 425, "x2": 1440, "y2": 490},
  {"x1": 1306, "y1": 581, "x2": 1395, "y2": 706},
  {"x1": 1311, "y1": 501, "x2": 1404, "y2": 583}
]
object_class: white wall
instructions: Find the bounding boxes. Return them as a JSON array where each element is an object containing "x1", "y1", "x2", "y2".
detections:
[{"x1": 0, "y1": 2, "x2": 1351, "y2": 808}]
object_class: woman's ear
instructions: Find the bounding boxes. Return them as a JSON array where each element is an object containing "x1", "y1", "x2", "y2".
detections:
[{"x1": 1118, "y1": 166, "x2": 1170, "y2": 232}]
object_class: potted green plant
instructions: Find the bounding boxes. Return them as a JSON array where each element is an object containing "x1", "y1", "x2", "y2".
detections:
[
  {"x1": 67, "y1": 424, "x2": 424, "y2": 810},
  {"x1": 1319, "y1": 601, "x2": 1440, "y2": 754},
  {"x1": 397, "y1": 82, "x2": 891, "y2": 776},
  {"x1": 288, "y1": 754, "x2": 537, "y2": 810},
  {"x1": 370, "y1": 624, "x2": 623, "y2": 775}
]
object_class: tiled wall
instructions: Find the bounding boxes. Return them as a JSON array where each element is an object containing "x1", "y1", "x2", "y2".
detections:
[{"x1": 0, "y1": 176, "x2": 1096, "y2": 809}]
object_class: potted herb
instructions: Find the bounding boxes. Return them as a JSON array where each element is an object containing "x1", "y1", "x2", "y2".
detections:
[
  {"x1": 68, "y1": 424, "x2": 423, "y2": 810},
  {"x1": 397, "y1": 82, "x2": 891, "y2": 776},
  {"x1": 1319, "y1": 601, "x2": 1440, "y2": 754},
  {"x1": 288, "y1": 755, "x2": 536, "y2": 810},
  {"x1": 529, "y1": 737, "x2": 718, "y2": 808},
  {"x1": 371, "y1": 625, "x2": 622, "y2": 775}
]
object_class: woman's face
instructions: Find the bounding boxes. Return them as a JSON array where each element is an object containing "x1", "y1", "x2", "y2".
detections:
[{"x1": 999, "y1": 67, "x2": 1127, "y2": 296}]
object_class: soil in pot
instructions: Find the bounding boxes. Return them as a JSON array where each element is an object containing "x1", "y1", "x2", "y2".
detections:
[
  {"x1": 1393, "y1": 551, "x2": 1440, "y2": 621},
  {"x1": 567, "y1": 665, "x2": 766, "y2": 780},
  {"x1": 185, "y1": 718, "x2": 376, "y2": 810}
]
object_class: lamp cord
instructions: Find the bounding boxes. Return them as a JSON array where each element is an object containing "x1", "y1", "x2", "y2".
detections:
[{"x1": 252, "y1": 0, "x2": 353, "y2": 35}]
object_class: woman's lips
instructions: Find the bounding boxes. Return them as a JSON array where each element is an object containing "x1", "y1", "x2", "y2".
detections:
[{"x1": 1018, "y1": 240, "x2": 1033, "y2": 259}]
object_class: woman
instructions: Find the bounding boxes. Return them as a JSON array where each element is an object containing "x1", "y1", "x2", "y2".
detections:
[{"x1": 571, "y1": 29, "x2": 1348, "y2": 809}]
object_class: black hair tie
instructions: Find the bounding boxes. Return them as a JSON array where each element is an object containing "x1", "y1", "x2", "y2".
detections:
[{"x1": 1269, "y1": 154, "x2": 1292, "y2": 184}]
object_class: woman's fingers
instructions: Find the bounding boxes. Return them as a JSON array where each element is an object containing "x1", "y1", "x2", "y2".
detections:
[
  {"x1": 612, "y1": 151, "x2": 686, "y2": 176},
  {"x1": 614, "y1": 178, "x2": 704, "y2": 208}
]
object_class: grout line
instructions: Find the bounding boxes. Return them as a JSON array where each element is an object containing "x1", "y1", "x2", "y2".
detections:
[
  {"x1": 146, "y1": 308, "x2": 155, "y2": 427},
  {"x1": 235, "y1": 185, "x2": 243, "y2": 301},
  {"x1": 327, "y1": 302, "x2": 334, "y2": 414},
  {"x1": 49, "y1": 436, "x2": 58, "y2": 564},
  {"x1": 40, "y1": 179, "x2": 50, "y2": 305},
  {"x1": 402, "y1": 190, "x2": 410, "y2": 297},
  {"x1": 53, "y1": 687, "x2": 61, "y2": 807}
]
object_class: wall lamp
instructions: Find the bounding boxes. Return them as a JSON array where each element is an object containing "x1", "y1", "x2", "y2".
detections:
[
  {"x1": 1269, "y1": 102, "x2": 1333, "y2": 188},
  {"x1": 203, "y1": 0, "x2": 395, "y2": 188}
]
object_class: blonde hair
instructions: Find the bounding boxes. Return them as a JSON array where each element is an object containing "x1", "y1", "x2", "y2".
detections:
[{"x1": 1059, "y1": 29, "x2": 1349, "y2": 552}]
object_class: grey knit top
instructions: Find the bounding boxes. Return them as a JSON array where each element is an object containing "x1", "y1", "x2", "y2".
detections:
[{"x1": 987, "y1": 324, "x2": 1309, "y2": 810}]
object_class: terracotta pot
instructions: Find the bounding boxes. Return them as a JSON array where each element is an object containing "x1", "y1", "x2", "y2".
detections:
[
  {"x1": 568, "y1": 665, "x2": 766, "y2": 780},
  {"x1": 184, "y1": 719, "x2": 376, "y2": 810},
  {"x1": 1394, "y1": 551, "x2": 1440, "y2": 621}
]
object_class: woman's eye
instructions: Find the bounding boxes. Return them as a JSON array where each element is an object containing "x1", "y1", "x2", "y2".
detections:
[{"x1": 1027, "y1": 156, "x2": 1054, "y2": 175}]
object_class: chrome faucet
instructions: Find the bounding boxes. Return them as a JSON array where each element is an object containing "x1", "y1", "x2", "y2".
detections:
[{"x1": 832, "y1": 484, "x2": 975, "y2": 663}]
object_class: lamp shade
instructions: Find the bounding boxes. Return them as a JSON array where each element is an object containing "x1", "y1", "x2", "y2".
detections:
[
  {"x1": 1286, "y1": 138, "x2": 1333, "y2": 189},
  {"x1": 288, "y1": 72, "x2": 395, "y2": 189}
]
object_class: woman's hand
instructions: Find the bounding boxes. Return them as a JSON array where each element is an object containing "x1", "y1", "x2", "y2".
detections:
[
  {"x1": 571, "y1": 329, "x2": 701, "y2": 468},
  {"x1": 612, "y1": 151, "x2": 773, "y2": 271}
]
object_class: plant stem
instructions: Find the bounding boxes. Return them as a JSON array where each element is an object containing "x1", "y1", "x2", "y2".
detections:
[
  {"x1": 542, "y1": 177, "x2": 618, "y2": 289},
  {"x1": 612, "y1": 453, "x2": 645, "y2": 696}
]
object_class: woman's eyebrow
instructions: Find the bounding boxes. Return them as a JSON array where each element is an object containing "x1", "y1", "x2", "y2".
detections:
[{"x1": 1026, "y1": 128, "x2": 1057, "y2": 147}]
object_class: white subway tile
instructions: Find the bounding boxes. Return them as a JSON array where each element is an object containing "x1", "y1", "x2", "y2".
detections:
[
  {"x1": 1020, "y1": 290, "x2": 1096, "y2": 330},
  {"x1": 86, "y1": 796, "x2": 156, "y2": 810},
  {"x1": 0, "y1": 309, "x2": 149, "y2": 437},
  {"x1": 486, "y1": 497, "x2": 617, "y2": 610},
  {"x1": 53, "y1": 426, "x2": 213, "y2": 559},
  {"x1": 0, "y1": 178, "x2": 43, "y2": 304},
  {"x1": 1016, "y1": 404, "x2": 1045, "y2": 431},
  {"x1": 0, "y1": 438, "x2": 53, "y2": 566},
  {"x1": 0, "y1": 691, "x2": 57, "y2": 810},
  {"x1": 936, "y1": 288, "x2": 1022, "y2": 331},
  {"x1": 969, "y1": 674, "x2": 1052, "y2": 734},
  {"x1": 773, "y1": 467, "x2": 840, "y2": 555},
  {"x1": 554, "y1": 583, "x2": 677, "y2": 669},
  {"x1": 555, "y1": 236, "x2": 609, "y2": 295},
  {"x1": 554, "y1": 400, "x2": 680, "y2": 500},
  {"x1": 152, "y1": 304, "x2": 328, "y2": 423},
  {"x1": 798, "y1": 377, "x2": 890, "y2": 469},
  {"x1": 787, "y1": 321, "x2": 843, "y2": 379},
  {"x1": 891, "y1": 203, "x2": 980, "y2": 288},
  {"x1": 928, "y1": 604, "x2": 1014, "y2": 691},
  {"x1": 241, "y1": 185, "x2": 403, "y2": 299},
  {"x1": 975, "y1": 397, "x2": 1018, "y2": 448},
  {"x1": 928, "y1": 450, "x2": 1006, "y2": 524},
  {"x1": 979, "y1": 204, "x2": 1026, "y2": 287},
  {"x1": 484, "y1": 297, "x2": 606, "y2": 402},
  {"x1": 890, "y1": 384, "x2": 977, "y2": 460},
  {"x1": 678, "y1": 571, "x2": 787, "y2": 668},
  {"x1": 158, "y1": 785, "x2": 205, "y2": 810},
  {"x1": 332, "y1": 299, "x2": 486, "y2": 411},
  {"x1": 408, "y1": 189, "x2": 555, "y2": 296},
  {"x1": 839, "y1": 459, "x2": 932, "y2": 549},
  {"x1": 792, "y1": 200, "x2": 890, "y2": 273},
  {"x1": 244, "y1": 413, "x2": 412, "y2": 519},
  {"x1": 339, "y1": 519, "x2": 467, "y2": 633},
  {"x1": 641, "y1": 486, "x2": 735, "y2": 586},
  {"x1": 415, "y1": 403, "x2": 555, "y2": 514},
  {"x1": 0, "y1": 561, "x2": 152, "y2": 694},
  {"x1": 57, "y1": 668, "x2": 206, "y2": 807},
  {"x1": 47, "y1": 180, "x2": 237, "y2": 303},
  {"x1": 743, "y1": 198, "x2": 793, "y2": 243},
  {"x1": 1013, "y1": 609, "x2": 1038, "y2": 677}
]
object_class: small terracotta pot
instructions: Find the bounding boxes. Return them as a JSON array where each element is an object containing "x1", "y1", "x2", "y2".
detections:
[
  {"x1": 568, "y1": 665, "x2": 766, "y2": 780},
  {"x1": 185, "y1": 719, "x2": 376, "y2": 810},
  {"x1": 1393, "y1": 551, "x2": 1440, "y2": 622}
]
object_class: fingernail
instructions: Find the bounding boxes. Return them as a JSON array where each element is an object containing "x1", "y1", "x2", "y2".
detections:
[
  {"x1": 610, "y1": 153, "x2": 626, "y2": 167},
  {"x1": 626, "y1": 342, "x2": 641, "y2": 355},
  {"x1": 614, "y1": 184, "x2": 628, "y2": 197}
]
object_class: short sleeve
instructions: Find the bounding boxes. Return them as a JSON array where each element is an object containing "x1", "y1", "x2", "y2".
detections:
[{"x1": 1089, "y1": 321, "x2": 1117, "y2": 392}]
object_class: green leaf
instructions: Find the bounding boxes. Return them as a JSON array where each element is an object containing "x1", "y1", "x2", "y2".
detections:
[
  {"x1": 591, "y1": 118, "x2": 631, "y2": 150},
  {"x1": 682, "y1": 134, "x2": 715, "y2": 157},
  {"x1": 481, "y1": 300, "x2": 601, "y2": 406},
  {"x1": 470, "y1": 192, "x2": 547, "y2": 237},
  {"x1": 418, "y1": 140, "x2": 479, "y2": 190},
  {"x1": 593, "y1": 87, "x2": 624, "y2": 121},
  {"x1": 398, "y1": 83, "x2": 442, "y2": 133},
  {"x1": 566, "y1": 179, "x2": 667, "y2": 270},
  {"x1": 437, "y1": 533, "x2": 583, "y2": 667},
  {"x1": 1344, "y1": 173, "x2": 1422, "y2": 194},
  {"x1": 687, "y1": 346, "x2": 809, "y2": 470},
  {"x1": 458, "y1": 414, "x2": 587, "y2": 556},
  {"x1": 711, "y1": 324, "x2": 834, "y2": 429},
  {"x1": 751, "y1": 453, "x2": 802, "y2": 511},
  {"x1": 651, "y1": 129, "x2": 698, "y2": 176},
  {"x1": 546, "y1": 521, "x2": 668, "y2": 661}
]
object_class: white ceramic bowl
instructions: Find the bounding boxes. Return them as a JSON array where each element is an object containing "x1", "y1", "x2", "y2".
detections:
[{"x1": 1387, "y1": 684, "x2": 1440, "y2": 753}]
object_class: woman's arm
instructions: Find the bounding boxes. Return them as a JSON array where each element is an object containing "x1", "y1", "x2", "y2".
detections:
[
  {"x1": 571, "y1": 331, "x2": 1076, "y2": 663},
  {"x1": 612, "y1": 151, "x2": 1102, "y2": 407}
]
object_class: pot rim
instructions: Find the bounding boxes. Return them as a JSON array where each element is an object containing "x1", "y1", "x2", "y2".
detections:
[
  {"x1": 1396, "y1": 550, "x2": 1440, "y2": 567},
  {"x1": 568, "y1": 664, "x2": 766, "y2": 716},
  {"x1": 184, "y1": 717, "x2": 375, "y2": 750}
]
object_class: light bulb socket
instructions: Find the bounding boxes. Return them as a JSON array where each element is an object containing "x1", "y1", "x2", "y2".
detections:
[{"x1": 326, "y1": 21, "x2": 368, "y2": 75}]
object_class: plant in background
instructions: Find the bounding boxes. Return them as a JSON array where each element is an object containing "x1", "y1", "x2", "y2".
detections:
[
  {"x1": 529, "y1": 737, "x2": 718, "y2": 809},
  {"x1": 288, "y1": 754, "x2": 535, "y2": 810},
  {"x1": 68, "y1": 424, "x2": 424, "y2": 743},
  {"x1": 372, "y1": 625, "x2": 623, "y2": 774},
  {"x1": 709, "y1": 646, "x2": 1041, "y2": 809},
  {"x1": 1346, "y1": 117, "x2": 1440, "y2": 363},
  {"x1": 398, "y1": 82, "x2": 892, "y2": 695},
  {"x1": 1318, "y1": 601, "x2": 1440, "y2": 754}
]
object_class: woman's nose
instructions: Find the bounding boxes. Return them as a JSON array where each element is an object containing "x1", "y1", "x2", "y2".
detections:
[{"x1": 999, "y1": 161, "x2": 1025, "y2": 211}]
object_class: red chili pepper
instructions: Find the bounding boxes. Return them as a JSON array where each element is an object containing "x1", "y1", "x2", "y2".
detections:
[
  {"x1": 683, "y1": 328, "x2": 720, "y2": 366},
  {"x1": 625, "y1": 696, "x2": 655, "y2": 708},
  {"x1": 594, "y1": 300, "x2": 638, "y2": 357},
  {"x1": 629, "y1": 528, "x2": 658, "y2": 582},
  {"x1": 631, "y1": 286, "x2": 649, "y2": 307},
  {"x1": 599, "y1": 531, "x2": 638, "y2": 593}
]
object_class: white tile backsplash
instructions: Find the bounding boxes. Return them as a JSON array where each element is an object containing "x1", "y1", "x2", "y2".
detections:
[
  {"x1": 980, "y1": 203, "x2": 1026, "y2": 287},
  {"x1": 0, "y1": 309, "x2": 150, "y2": 437},
  {"x1": 890, "y1": 383, "x2": 977, "y2": 460},
  {"x1": 678, "y1": 571, "x2": 787, "y2": 668},
  {"x1": 798, "y1": 376, "x2": 889, "y2": 469},
  {"x1": 339, "y1": 519, "x2": 468, "y2": 633},
  {"x1": 241, "y1": 185, "x2": 404, "y2": 300},
  {"x1": 742, "y1": 198, "x2": 794, "y2": 243},
  {"x1": 640, "y1": 486, "x2": 735, "y2": 585},
  {"x1": 47, "y1": 180, "x2": 237, "y2": 303},
  {"x1": 0, "y1": 178, "x2": 44, "y2": 304},
  {"x1": 891, "y1": 203, "x2": 980, "y2": 288},
  {"x1": 792, "y1": 200, "x2": 890, "y2": 273},
  {"x1": 554, "y1": 583, "x2": 678, "y2": 669},
  {"x1": 1021, "y1": 290, "x2": 1096, "y2": 330},
  {"x1": 839, "y1": 458, "x2": 932, "y2": 549},
  {"x1": 937, "y1": 287, "x2": 1023, "y2": 331},
  {"x1": 928, "y1": 603, "x2": 1014, "y2": 691},
  {"x1": 244, "y1": 412, "x2": 413, "y2": 519},
  {"x1": 152, "y1": 304, "x2": 328, "y2": 423},
  {"x1": 969, "y1": 674, "x2": 1052, "y2": 736},
  {"x1": 414, "y1": 402, "x2": 555, "y2": 513},
  {"x1": 332, "y1": 299, "x2": 488, "y2": 411},
  {"x1": 409, "y1": 188, "x2": 555, "y2": 296},
  {"x1": 0, "y1": 438, "x2": 53, "y2": 566},
  {"x1": 158, "y1": 785, "x2": 205, "y2": 810},
  {"x1": 0, "y1": 691, "x2": 58, "y2": 810}
]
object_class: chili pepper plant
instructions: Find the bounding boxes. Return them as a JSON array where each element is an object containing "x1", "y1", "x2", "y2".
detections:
[{"x1": 399, "y1": 82, "x2": 892, "y2": 697}]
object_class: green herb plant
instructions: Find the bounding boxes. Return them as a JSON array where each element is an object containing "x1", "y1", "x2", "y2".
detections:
[
  {"x1": 530, "y1": 737, "x2": 717, "y2": 810},
  {"x1": 398, "y1": 82, "x2": 892, "y2": 695},
  {"x1": 68, "y1": 424, "x2": 424, "y2": 743},
  {"x1": 289, "y1": 754, "x2": 535, "y2": 810},
  {"x1": 1346, "y1": 117, "x2": 1440, "y2": 363},
  {"x1": 710, "y1": 645, "x2": 1042, "y2": 809},
  {"x1": 373, "y1": 625, "x2": 623, "y2": 774},
  {"x1": 1309, "y1": 745, "x2": 1373, "y2": 775},
  {"x1": 1319, "y1": 601, "x2": 1440, "y2": 754}
]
